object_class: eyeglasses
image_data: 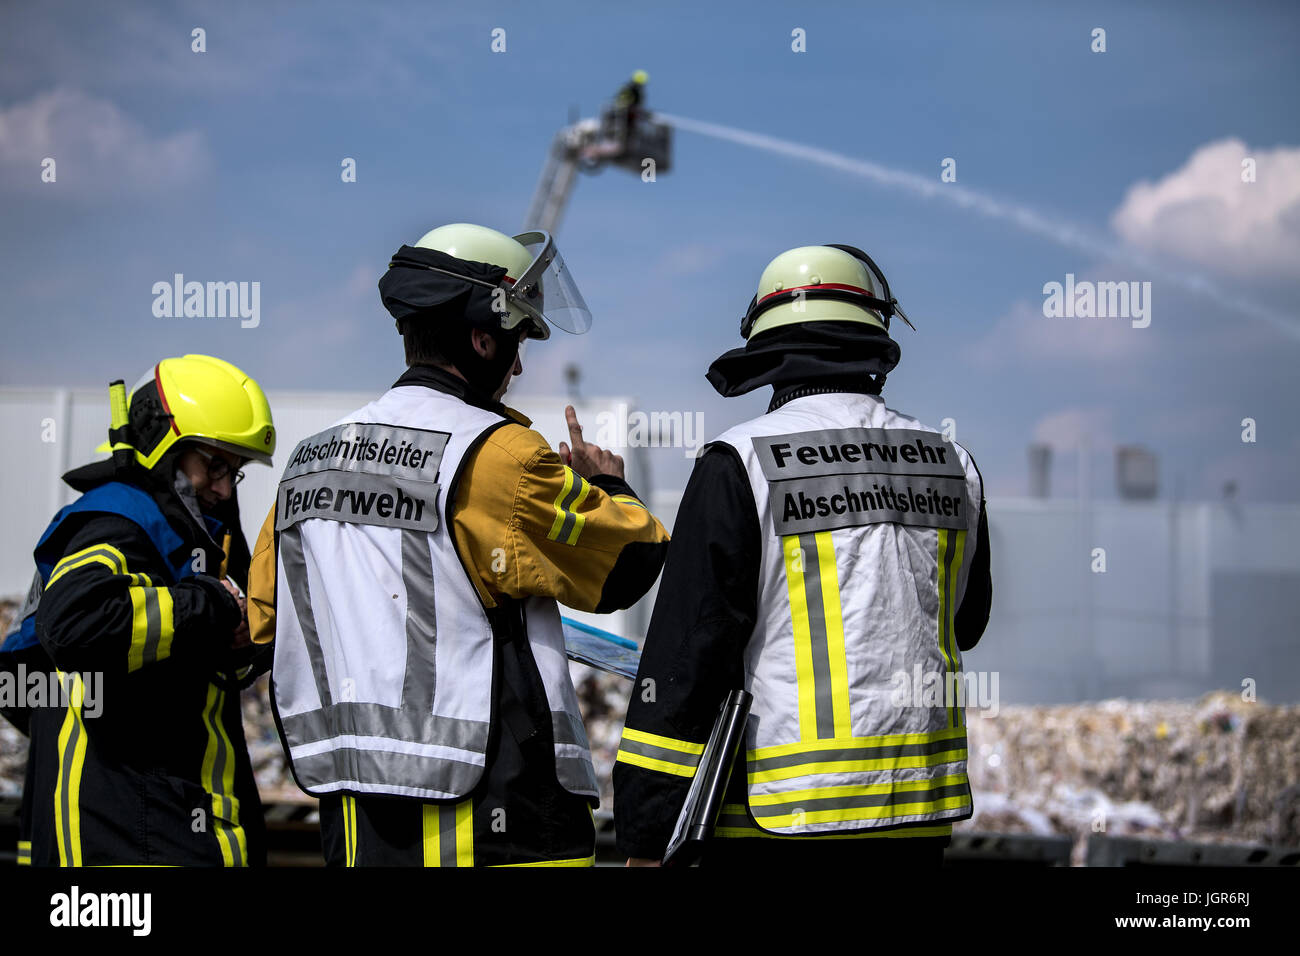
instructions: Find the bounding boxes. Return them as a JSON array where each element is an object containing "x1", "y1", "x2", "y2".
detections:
[{"x1": 193, "y1": 447, "x2": 246, "y2": 486}]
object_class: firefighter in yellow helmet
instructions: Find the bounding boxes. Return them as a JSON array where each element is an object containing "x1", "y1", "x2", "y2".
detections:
[
  {"x1": 614, "y1": 244, "x2": 993, "y2": 867},
  {"x1": 614, "y1": 70, "x2": 650, "y2": 145},
  {"x1": 0, "y1": 354, "x2": 277, "y2": 866},
  {"x1": 247, "y1": 222, "x2": 670, "y2": 866}
]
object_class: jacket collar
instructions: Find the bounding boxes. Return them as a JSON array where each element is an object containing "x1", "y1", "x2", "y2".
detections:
[
  {"x1": 61, "y1": 453, "x2": 223, "y2": 552},
  {"x1": 768, "y1": 381, "x2": 880, "y2": 413},
  {"x1": 706, "y1": 321, "x2": 900, "y2": 402},
  {"x1": 392, "y1": 364, "x2": 531, "y2": 425}
]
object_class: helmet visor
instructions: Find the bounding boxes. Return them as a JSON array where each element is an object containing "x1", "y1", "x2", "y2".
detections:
[{"x1": 511, "y1": 231, "x2": 592, "y2": 335}]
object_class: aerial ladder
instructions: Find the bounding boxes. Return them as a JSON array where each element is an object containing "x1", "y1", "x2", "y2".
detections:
[{"x1": 523, "y1": 74, "x2": 673, "y2": 234}]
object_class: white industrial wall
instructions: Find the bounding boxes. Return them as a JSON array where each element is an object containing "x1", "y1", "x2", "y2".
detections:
[
  {"x1": 2, "y1": 387, "x2": 113, "y2": 594},
  {"x1": 970, "y1": 497, "x2": 1300, "y2": 704}
]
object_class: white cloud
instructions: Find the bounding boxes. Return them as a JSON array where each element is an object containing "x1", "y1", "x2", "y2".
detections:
[
  {"x1": 965, "y1": 294, "x2": 1157, "y2": 370},
  {"x1": 0, "y1": 88, "x2": 208, "y2": 195},
  {"x1": 1110, "y1": 137, "x2": 1300, "y2": 279}
]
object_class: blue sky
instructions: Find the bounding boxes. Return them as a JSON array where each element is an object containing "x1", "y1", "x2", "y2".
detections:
[{"x1": 1, "y1": 0, "x2": 1297, "y2": 500}]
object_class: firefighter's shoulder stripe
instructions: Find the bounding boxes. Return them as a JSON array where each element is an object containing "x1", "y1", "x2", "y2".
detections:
[
  {"x1": 46, "y1": 543, "x2": 127, "y2": 590},
  {"x1": 547, "y1": 467, "x2": 591, "y2": 546},
  {"x1": 44, "y1": 544, "x2": 181, "y2": 674}
]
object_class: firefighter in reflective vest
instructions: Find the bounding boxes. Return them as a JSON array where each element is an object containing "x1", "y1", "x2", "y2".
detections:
[
  {"x1": 0, "y1": 354, "x2": 276, "y2": 866},
  {"x1": 247, "y1": 223, "x2": 670, "y2": 866},
  {"x1": 614, "y1": 244, "x2": 993, "y2": 866}
]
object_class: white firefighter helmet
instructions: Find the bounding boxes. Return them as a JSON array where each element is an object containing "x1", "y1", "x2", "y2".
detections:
[
  {"x1": 740, "y1": 244, "x2": 914, "y2": 340},
  {"x1": 410, "y1": 223, "x2": 592, "y2": 340}
]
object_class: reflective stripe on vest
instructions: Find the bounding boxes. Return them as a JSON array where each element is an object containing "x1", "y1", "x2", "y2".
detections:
[
  {"x1": 712, "y1": 393, "x2": 984, "y2": 836},
  {"x1": 714, "y1": 802, "x2": 955, "y2": 841},
  {"x1": 272, "y1": 387, "x2": 597, "y2": 801}
]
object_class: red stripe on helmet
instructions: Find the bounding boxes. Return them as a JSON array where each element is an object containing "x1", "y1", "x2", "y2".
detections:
[
  {"x1": 757, "y1": 282, "x2": 871, "y2": 304},
  {"x1": 153, "y1": 364, "x2": 181, "y2": 434}
]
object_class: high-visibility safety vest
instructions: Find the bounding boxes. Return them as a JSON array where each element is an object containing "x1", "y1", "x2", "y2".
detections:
[
  {"x1": 710, "y1": 392, "x2": 983, "y2": 836},
  {"x1": 271, "y1": 386, "x2": 598, "y2": 802}
]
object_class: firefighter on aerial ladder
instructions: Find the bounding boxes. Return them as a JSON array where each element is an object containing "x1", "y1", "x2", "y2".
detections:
[{"x1": 613, "y1": 70, "x2": 649, "y2": 150}]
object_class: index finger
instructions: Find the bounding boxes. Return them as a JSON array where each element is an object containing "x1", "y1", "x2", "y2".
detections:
[{"x1": 565, "y1": 405, "x2": 586, "y2": 452}]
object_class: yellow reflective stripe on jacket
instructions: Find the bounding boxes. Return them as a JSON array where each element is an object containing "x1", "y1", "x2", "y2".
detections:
[
  {"x1": 568, "y1": 478, "x2": 592, "y2": 543},
  {"x1": 714, "y1": 803, "x2": 954, "y2": 840},
  {"x1": 46, "y1": 543, "x2": 127, "y2": 590},
  {"x1": 421, "y1": 800, "x2": 474, "y2": 867},
  {"x1": 342, "y1": 795, "x2": 357, "y2": 866},
  {"x1": 44, "y1": 544, "x2": 178, "y2": 675},
  {"x1": 493, "y1": 855, "x2": 595, "y2": 867},
  {"x1": 747, "y1": 727, "x2": 968, "y2": 783},
  {"x1": 936, "y1": 529, "x2": 967, "y2": 729},
  {"x1": 747, "y1": 774, "x2": 972, "y2": 828},
  {"x1": 547, "y1": 467, "x2": 591, "y2": 546},
  {"x1": 126, "y1": 575, "x2": 175, "y2": 673},
  {"x1": 782, "y1": 532, "x2": 852, "y2": 741},
  {"x1": 200, "y1": 683, "x2": 246, "y2": 867},
  {"x1": 753, "y1": 795, "x2": 970, "y2": 829},
  {"x1": 611, "y1": 494, "x2": 646, "y2": 510},
  {"x1": 16, "y1": 840, "x2": 32, "y2": 865},
  {"x1": 450, "y1": 424, "x2": 670, "y2": 612},
  {"x1": 616, "y1": 727, "x2": 705, "y2": 777},
  {"x1": 53, "y1": 671, "x2": 88, "y2": 866}
]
